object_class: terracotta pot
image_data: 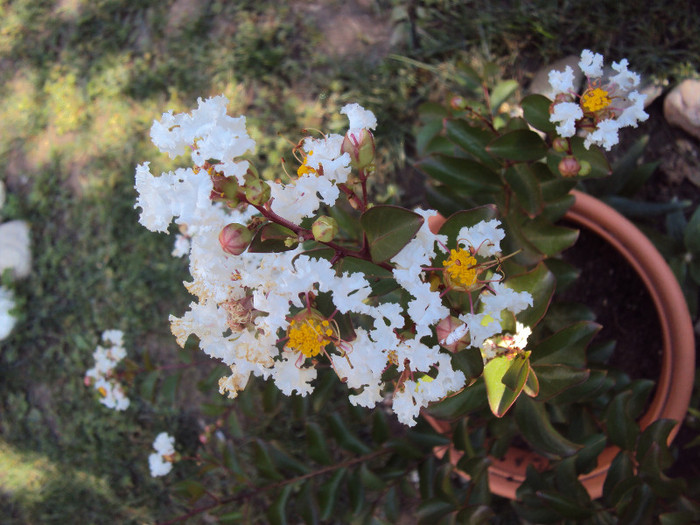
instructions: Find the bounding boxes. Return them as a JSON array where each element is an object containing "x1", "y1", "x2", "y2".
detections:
[{"x1": 424, "y1": 190, "x2": 696, "y2": 500}]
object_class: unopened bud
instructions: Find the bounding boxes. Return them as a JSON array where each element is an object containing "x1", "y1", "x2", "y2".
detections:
[
  {"x1": 578, "y1": 160, "x2": 592, "y2": 176},
  {"x1": 450, "y1": 96, "x2": 466, "y2": 110},
  {"x1": 558, "y1": 155, "x2": 581, "y2": 177},
  {"x1": 552, "y1": 137, "x2": 569, "y2": 153},
  {"x1": 312, "y1": 216, "x2": 338, "y2": 243},
  {"x1": 341, "y1": 129, "x2": 375, "y2": 170},
  {"x1": 436, "y1": 316, "x2": 470, "y2": 352},
  {"x1": 243, "y1": 172, "x2": 271, "y2": 205},
  {"x1": 219, "y1": 223, "x2": 252, "y2": 255}
]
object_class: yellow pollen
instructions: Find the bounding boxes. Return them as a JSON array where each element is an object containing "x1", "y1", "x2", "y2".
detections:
[
  {"x1": 97, "y1": 386, "x2": 107, "y2": 397},
  {"x1": 287, "y1": 318, "x2": 332, "y2": 358},
  {"x1": 443, "y1": 248, "x2": 478, "y2": 288},
  {"x1": 297, "y1": 150, "x2": 317, "y2": 177},
  {"x1": 581, "y1": 87, "x2": 612, "y2": 112}
]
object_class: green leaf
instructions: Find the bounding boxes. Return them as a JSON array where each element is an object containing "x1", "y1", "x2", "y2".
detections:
[
  {"x1": 160, "y1": 373, "x2": 179, "y2": 404},
  {"x1": 603, "y1": 196, "x2": 691, "y2": 218},
  {"x1": 685, "y1": 206, "x2": 700, "y2": 254},
  {"x1": 520, "y1": 217, "x2": 579, "y2": 256},
  {"x1": 318, "y1": 467, "x2": 347, "y2": 520},
  {"x1": 521, "y1": 94, "x2": 556, "y2": 133},
  {"x1": 419, "y1": 154, "x2": 502, "y2": 192},
  {"x1": 248, "y1": 223, "x2": 297, "y2": 253},
  {"x1": 425, "y1": 380, "x2": 487, "y2": 419},
  {"x1": 484, "y1": 353, "x2": 530, "y2": 417},
  {"x1": 253, "y1": 440, "x2": 284, "y2": 481},
  {"x1": 490, "y1": 80, "x2": 519, "y2": 113},
  {"x1": 505, "y1": 164, "x2": 543, "y2": 217},
  {"x1": 514, "y1": 395, "x2": 583, "y2": 458},
  {"x1": 535, "y1": 490, "x2": 593, "y2": 519},
  {"x1": 444, "y1": 119, "x2": 499, "y2": 168},
  {"x1": 619, "y1": 484, "x2": 654, "y2": 524},
  {"x1": 269, "y1": 442, "x2": 311, "y2": 476},
  {"x1": 531, "y1": 364, "x2": 590, "y2": 402},
  {"x1": 306, "y1": 422, "x2": 332, "y2": 465},
  {"x1": 505, "y1": 262, "x2": 556, "y2": 328},
  {"x1": 347, "y1": 469, "x2": 366, "y2": 515},
  {"x1": 173, "y1": 480, "x2": 207, "y2": 504},
  {"x1": 298, "y1": 480, "x2": 320, "y2": 525},
  {"x1": 451, "y1": 347, "x2": 484, "y2": 381},
  {"x1": 360, "y1": 205, "x2": 424, "y2": 263},
  {"x1": 637, "y1": 419, "x2": 677, "y2": 469},
  {"x1": 605, "y1": 390, "x2": 640, "y2": 450},
  {"x1": 328, "y1": 413, "x2": 372, "y2": 454},
  {"x1": 267, "y1": 484, "x2": 294, "y2": 525},
  {"x1": 487, "y1": 130, "x2": 548, "y2": 161},
  {"x1": 371, "y1": 409, "x2": 390, "y2": 445},
  {"x1": 530, "y1": 321, "x2": 601, "y2": 367},
  {"x1": 417, "y1": 499, "x2": 456, "y2": 523}
]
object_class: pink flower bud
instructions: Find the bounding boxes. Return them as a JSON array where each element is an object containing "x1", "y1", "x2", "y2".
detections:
[
  {"x1": 341, "y1": 129, "x2": 375, "y2": 170},
  {"x1": 219, "y1": 223, "x2": 252, "y2": 255},
  {"x1": 558, "y1": 156, "x2": 581, "y2": 177},
  {"x1": 436, "y1": 316, "x2": 470, "y2": 352},
  {"x1": 552, "y1": 137, "x2": 570, "y2": 153}
]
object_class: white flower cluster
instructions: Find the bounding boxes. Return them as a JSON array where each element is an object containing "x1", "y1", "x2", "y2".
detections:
[
  {"x1": 135, "y1": 96, "x2": 533, "y2": 426},
  {"x1": 549, "y1": 49, "x2": 648, "y2": 150},
  {"x1": 148, "y1": 432, "x2": 176, "y2": 477},
  {"x1": 85, "y1": 330, "x2": 130, "y2": 411},
  {"x1": 0, "y1": 286, "x2": 17, "y2": 340}
]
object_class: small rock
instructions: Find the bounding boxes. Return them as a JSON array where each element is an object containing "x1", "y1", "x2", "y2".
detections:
[
  {"x1": 663, "y1": 79, "x2": 700, "y2": 141},
  {"x1": 529, "y1": 55, "x2": 584, "y2": 96},
  {"x1": 0, "y1": 220, "x2": 32, "y2": 279},
  {"x1": 0, "y1": 180, "x2": 5, "y2": 211}
]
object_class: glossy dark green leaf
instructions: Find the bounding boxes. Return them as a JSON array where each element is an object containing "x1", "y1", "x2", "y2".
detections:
[
  {"x1": 416, "y1": 118, "x2": 447, "y2": 157},
  {"x1": 660, "y1": 511, "x2": 696, "y2": 525},
  {"x1": 425, "y1": 380, "x2": 487, "y2": 419},
  {"x1": 604, "y1": 196, "x2": 691, "y2": 218},
  {"x1": 505, "y1": 261, "x2": 556, "y2": 328},
  {"x1": 426, "y1": 184, "x2": 471, "y2": 218},
  {"x1": 638, "y1": 442, "x2": 686, "y2": 498},
  {"x1": 619, "y1": 483, "x2": 654, "y2": 524},
  {"x1": 269, "y1": 442, "x2": 311, "y2": 476},
  {"x1": 444, "y1": 119, "x2": 499, "y2": 168},
  {"x1": 637, "y1": 418, "x2": 677, "y2": 469},
  {"x1": 531, "y1": 321, "x2": 600, "y2": 367},
  {"x1": 347, "y1": 469, "x2": 366, "y2": 515},
  {"x1": 173, "y1": 480, "x2": 207, "y2": 504},
  {"x1": 383, "y1": 486, "x2": 400, "y2": 523},
  {"x1": 520, "y1": 217, "x2": 579, "y2": 256},
  {"x1": 419, "y1": 154, "x2": 502, "y2": 192},
  {"x1": 455, "y1": 505, "x2": 495, "y2": 524},
  {"x1": 531, "y1": 364, "x2": 590, "y2": 402},
  {"x1": 360, "y1": 205, "x2": 424, "y2": 263},
  {"x1": 451, "y1": 347, "x2": 484, "y2": 381},
  {"x1": 417, "y1": 499, "x2": 456, "y2": 523},
  {"x1": 437, "y1": 206, "x2": 499, "y2": 247},
  {"x1": 605, "y1": 390, "x2": 640, "y2": 450},
  {"x1": 298, "y1": 480, "x2": 320, "y2": 525},
  {"x1": 318, "y1": 467, "x2": 347, "y2": 520},
  {"x1": 505, "y1": 164, "x2": 543, "y2": 217},
  {"x1": 359, "y1": 464, "x2": 385, "y2": 491},
  {"x1": 535, "y1": 490, "x2": 593, "y2": 519},
  {"x1": 371, "y1": 409, "x2": 390, "y2": 445},
  {"x1": 573, "y1": 433, "x2": 607, "y2": 473},
  {"x1": 305, "y1": 422, "x2": 332, "y2": 465},
  {"x1": 248, "y1": 223, "x2": 297, "y2": 252},
  {"x1": 487, "y1": 130, "x2": 548, "y2": 161},
  {"x1": 514, "y1": 395, "x2": 582, "y2": 458},
  {"x1": 521, "y1": 94, "x2": 556, "y2": 133}
]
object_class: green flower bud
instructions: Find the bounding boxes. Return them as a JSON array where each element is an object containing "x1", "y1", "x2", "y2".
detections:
[
  {"x1": 243, "y1": 172, "x2": 271, "y2": 205},
  {"x1": 578, "y1": 159, "x2": 592, "y2": 176},
  {"x1": 312, "y1": 216, "x2": 338, "y2": 243},
  {"x1": 552, "y1": 137, "x2": 570, "y2": 153},
  {"x1": 219, "y1": 223, "x2": 252, "y2": 255}
]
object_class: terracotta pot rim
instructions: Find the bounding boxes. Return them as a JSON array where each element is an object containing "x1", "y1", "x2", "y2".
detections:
[{"x1": 426, "y1": 190, "x2": 696, "y2": 500}]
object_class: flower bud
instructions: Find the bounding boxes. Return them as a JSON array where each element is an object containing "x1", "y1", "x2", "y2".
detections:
[
  {"x1": 578, "y1": 160, "x2": 592, "y2": 176},
  {"x1": 243, "y1": 172, "x2": 271, "y2": 205},
  {"x1": 436, "y1": 316, "x2": 470, "y2": 352},
  {"x1": 450, "y1": 95, "x2": 466, "y2": 110},
  {"x1": 552, "y1": 137, "x2": 569, "y2": 153},
  {"x1": 558, "y1": 155, "x2": 581, "y2": 177},
  {"x1": 312, "y1": 216, "x2": 338, "y2": 243},
  {"x1": 341, "y1": 129, "x2": 375, "y2": 170},
  {"x1": 219, "y1": 223, "x2": 252, "y2": 255}
]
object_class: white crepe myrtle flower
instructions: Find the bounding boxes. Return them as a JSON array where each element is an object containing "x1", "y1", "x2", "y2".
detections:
[
  {"x1": 149, "y1": 432, "x2": 176, "y2": 477},
  {"x1": 549, "y1": 50, "x2": 648, "y2": 151},
  {"x1": 85, "y1": 330, "x2": 130, "y2": 411},
  {"x1": 0, "y1": 286, "x2": 17, "y2": 340},
  {"x1": 457, "y1": 219, "x2": 505, "y2": 257},
  {"x1": 340, "y1": 103, "x2": 377, "y2": 133}
]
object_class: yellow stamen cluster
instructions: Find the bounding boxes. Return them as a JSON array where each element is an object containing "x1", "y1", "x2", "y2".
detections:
[
  {"x1": 581, "y1": 87, "x2": 612, "y2": 113},
  {"x1": 287, "y1": 318, "x2": 334, "y2": 358},
  {"x1": 443, "y1": 248, "x2": 478, "y2": 288},
  {"x1": 297, "y1": 151, "x2": 317, "y2": 177}
]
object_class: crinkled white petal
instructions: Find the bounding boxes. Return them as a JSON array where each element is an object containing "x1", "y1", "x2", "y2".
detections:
[
  {"x1": 548, "y1": 66, "x2": 575, "y2": 95},
  {"x1": 481, "y1": 282, "x2": 533, "y2": 316},
  {"x1": 579, "y1": 49, "x2": 604, "y2": 77},
  {"x1": 583, "y1": 119, "x2": 621, "y2": 151},
  {"x1": 610, "y1": 59, "x2": 640, "y2": 91},
  {"x1": 0, "y1": 286, "x2": 17, "y2": 340},
  {"x1": 272, "y1": 355, "x2": 317, "y2": 396},
  {"x1": 457, "y1": 219, "x2": 505, "y2": 256},
  {"x1": 550, "y1": 102, "x2": 583, "y2": 138},
  {"x1": 340, "y1": 103, "x2": 377, "y2": 132}
]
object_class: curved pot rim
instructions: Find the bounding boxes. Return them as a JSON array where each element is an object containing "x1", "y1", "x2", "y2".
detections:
[{"x1": 426, "y1": 190, "x2": 696, "y2": 500}]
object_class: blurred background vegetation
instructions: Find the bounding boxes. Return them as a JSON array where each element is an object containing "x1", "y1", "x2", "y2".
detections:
[{"x1": 1, "y1": 0, "x2": 698, "y2": 522}]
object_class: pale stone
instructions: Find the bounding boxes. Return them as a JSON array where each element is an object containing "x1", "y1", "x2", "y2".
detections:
[
  {"x1": 529, "y1": 55, "x2": 584, "y2": 97},
  {"x1": 0, "y1": 180, "x2": 5, "y2": 211},
  {"x1": 0, "y1": 220, "x2": 32, "y2": 279},
  {"x1": 663, "y1": 79, "x2": 700, "y2": 140}
]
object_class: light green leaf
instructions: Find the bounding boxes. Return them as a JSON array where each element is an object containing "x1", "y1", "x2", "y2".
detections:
[
  {"x1": 484, "y1": 353, "x2": 530, "y2": 417},
  {"x1": 490, "y1": 80, "x2": 519, "y2": 114}
]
